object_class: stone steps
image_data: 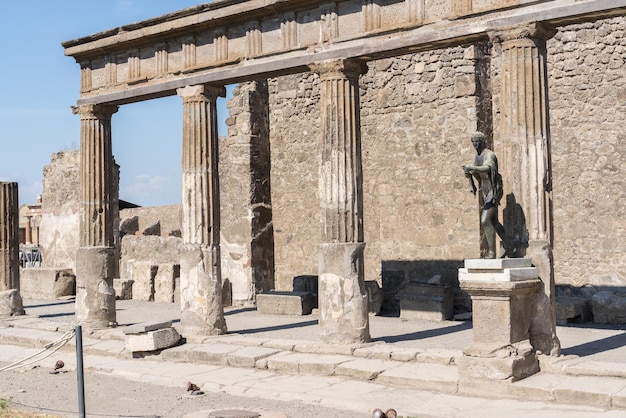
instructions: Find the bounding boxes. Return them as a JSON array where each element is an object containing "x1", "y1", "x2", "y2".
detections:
[{"x1": 2, "y1": 321, "x2": 626, "y2": 411}]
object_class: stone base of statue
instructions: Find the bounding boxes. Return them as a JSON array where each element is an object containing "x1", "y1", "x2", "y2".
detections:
[{"x1": 458, "y1": 258, "x2": 541, "y2": 382}]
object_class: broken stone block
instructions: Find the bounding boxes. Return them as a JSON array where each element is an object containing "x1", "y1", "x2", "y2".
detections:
[
  {"x1": 142, "y1": 221, "x2": 161, "y2": 236},
  {"x1": 125, "y1": 327, "x2": 181, "y2": 355},
  {"x1": 154, "y1": 264, "x2": 179, "y2": 303},
  {"x1": 53, "y1": 271, "x2": 76, "y2": 298},
  {"x1": 592, "y1": 291, "x2": 626, "y2": 324},
  {"x1": 119, "y1": 216, "x2": 139, "y2": 236},
  {"x1": 399, "y1": 283, "x2": 454, "y2": 321},
  {"x1": 293, "y1": 275, "x2": 318, "y2": 295},
  {"x1": 256, "y1": 291, "x2": 316, "y2": 315},
  {"x1": 556, "y1": 295, "x2": 592, "y2": 325},
  {"x1": 124, "y1": 321, "x2": 180, "y2": 356},
  {"x1": 113, "y1": 278, "x2": 134, "y2": 300},
  {"x1": 365, "y1": 280, "x2": 383, "y2": 315},
  {"x1": 132, "y1": 262, "x2": 157, "y2": 301},
  {"x1": 0, "y1": 289, "x2": 25, "y2": 317},
  {"x1": 20, "y1": 268, "x2": 75, "y2": 299}
]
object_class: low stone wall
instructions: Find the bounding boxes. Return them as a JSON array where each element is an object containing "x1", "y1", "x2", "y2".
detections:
[{"x1": 20, "y1": 268, "x2": 75, "y2": 299}]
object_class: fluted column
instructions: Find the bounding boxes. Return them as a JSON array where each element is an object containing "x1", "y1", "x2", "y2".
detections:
[
  {"x1": 72, "y1": 104, "x2": 118, "y2": 329},
  {"x1": 177, "y1": 84, "x2": 227, "y2": 337},
  {"x1": 310, "y1": 59, "x2": 370, "y2": 344},
  {"x1": 490, "y1": 23, "x2": 560, "y2": 355},
  {"x1": 0, "y1": 183, "x2": 19, "y2": 291},
  {"x1": 73, "y1": 104, "x2": 118, "y2": 247}
]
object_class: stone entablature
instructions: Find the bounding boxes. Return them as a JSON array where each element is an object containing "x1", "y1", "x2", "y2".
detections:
[{"x1": 62, "y1": 0, "x2": 623, "y2": 105}]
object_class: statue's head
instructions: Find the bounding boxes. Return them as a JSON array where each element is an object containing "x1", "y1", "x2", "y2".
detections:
[{"x1": 470, "y1": 131, "x2": 486, "y2": 151}]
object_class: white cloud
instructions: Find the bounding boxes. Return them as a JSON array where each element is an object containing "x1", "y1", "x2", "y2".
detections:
[{"x1": 121, "y1": 174, "x2": 180, "y2": 206}]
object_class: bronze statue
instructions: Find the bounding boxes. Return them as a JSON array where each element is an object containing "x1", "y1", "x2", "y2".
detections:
[{"x1": 462, "y1": 132, "x2": 514, "y2": 259}]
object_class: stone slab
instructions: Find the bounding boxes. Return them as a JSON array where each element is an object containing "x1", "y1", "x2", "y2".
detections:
[
  {"x1": 126, "y1": 327, "x2": 180, "y2": 353},
  {"x1": 376, "y1": 362, "x2": 458, "y2": 394},
  {"x1": 123, "y1": 320, "x2": 173, "y2": 335},
  {"x1": 335, "y1": 358, "x2": 402, "y2": 380},
  {"x1": 464, "y1": 258, "x2": 532, "y2": 270},
  {"x1": 399, "y1": 284, "x2": 454, "y2": 321},
  {"x1": 256, "y1": 291, "x2": 316, "y2": 315},
  {"x1": 189, "y1": 343, "x2": 240, "y2": 365},
  {"x1": 553, "y1": 375, "x2": 626, "y2": 409},
  {"x1": 227, "y1": 346, "x2": 281, "y2": 368},
  {"x1": 458, "y1": 267, "x2": 538, "y2": 282}
]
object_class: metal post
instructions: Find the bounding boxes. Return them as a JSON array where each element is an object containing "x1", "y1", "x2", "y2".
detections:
[{"x1": 75, "y1": 325, "x2": 86, "y2": 418}]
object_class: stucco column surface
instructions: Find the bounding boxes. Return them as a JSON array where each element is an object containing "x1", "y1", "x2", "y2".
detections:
[
  {"x1": 72, "y1": 104, "x2": 118, "y2": 329},
  {"x1": 490, "y1": 23, "x2": 560, "y2": 355},
  {"x1": 0, "y1": 182, "x2": 19, "y2": 291},
  {"x1": 72, "y1": 104, "x2": 119, "y2": 248},
  {"x1": 177, "y1": 84, "x2": 227, "y2": 336},
  {"x1": 310, "y1": 59, "x2": 370, "y2": 344}
]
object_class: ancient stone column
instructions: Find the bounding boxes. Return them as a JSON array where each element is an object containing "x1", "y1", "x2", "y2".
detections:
[
  {"x1": 0, "y1": 183, "x2": 24, "y2": 318},
  {"x1": 177, "y1": 84, "x2": 227, "y2": 337},
  {"x1": 490, "y1": 23, "x2": 560, "y2": 355},
  {"x1": 72, "y1": 104, "x2": 119, "y2": 329},
  {"x1": 310, "y1": 59, "x2": 370, "y2": 344},
  {"x1": 0, "y1": 182, "x2": 19, "y2": 292}
]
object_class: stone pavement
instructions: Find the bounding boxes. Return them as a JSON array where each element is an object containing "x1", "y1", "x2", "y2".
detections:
[{"x1": 1, "y1": 298, "x2": 626, "y2": 417}]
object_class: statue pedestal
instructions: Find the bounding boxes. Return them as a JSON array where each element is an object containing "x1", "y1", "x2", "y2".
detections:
[{"x1": 458, "y1": 259, "x2": 541, "y2": 381}]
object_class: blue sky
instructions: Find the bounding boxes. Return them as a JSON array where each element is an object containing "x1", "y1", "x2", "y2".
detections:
[{"x1": 0, "y1": 1, "x2": 231, "y2": 207}]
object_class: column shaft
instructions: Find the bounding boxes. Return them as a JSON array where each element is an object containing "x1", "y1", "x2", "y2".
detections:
[
  {"x1": 491, "y1": 23, "x2": 560, "y2": 355},
  {"x1": 0, "y1": 182, "x2": 19, "y2": 291},
  {"x1": 177, "y1": 84, "x2": 227, "y2": 336},
  {"x1": 73, "y1": 104, "x2": 118, "y2": 247},
  {"x1": 72, "y1": 104, "x2": 118, "y2": 329},
  {"x1": 311, "y1": 60, "x2": 370, "y2": 344}
]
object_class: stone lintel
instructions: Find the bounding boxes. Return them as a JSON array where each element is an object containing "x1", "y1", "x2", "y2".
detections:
[{"x1": 69, "y1": 1, "x2": 623, "y2": 106}]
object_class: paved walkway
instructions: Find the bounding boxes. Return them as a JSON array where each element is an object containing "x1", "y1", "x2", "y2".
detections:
[{"x1": 1, "y1": 298, "x2": 626, "y2": 417}]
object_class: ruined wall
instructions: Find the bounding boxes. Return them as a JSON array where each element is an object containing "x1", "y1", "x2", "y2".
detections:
[
  {"x1": 264, "y1": 16, "x2": 625, "y2": 301},
  {"x1": 548, "y1": 17, "x2": 626, "y2": 288},
  {"x1": 120, "y1": 205, "x2": 181, "y2": 236},
  {"x1": 39, "y1": 151, "x2": 80, "y2": 270},
  {"x1": 222, "y1": 81, "x2": 275, "y2": 305}
]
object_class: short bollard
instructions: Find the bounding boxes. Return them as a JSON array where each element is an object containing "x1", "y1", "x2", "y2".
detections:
[{"x1": 75, "y1": 325, "x2": 86, "y2": 418}]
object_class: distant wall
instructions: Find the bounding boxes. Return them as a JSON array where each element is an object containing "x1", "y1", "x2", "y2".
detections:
[{"x1": 39, "y1": 151, "x2": 80, "y2": 270}]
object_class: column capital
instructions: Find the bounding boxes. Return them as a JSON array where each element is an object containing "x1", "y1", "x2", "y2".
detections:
[
  {"x1": 488, "y1": 22, "x2": 557, "y2": 45},
  {"x1": 177, "y1": 84, "x2": 226, "y2": 102},
  {"x1": 71, "y1": 103, "x2": 118, "y2": 120},
  {"x1": 309, "y1": 59, "x2": 368, "y2": 80}
]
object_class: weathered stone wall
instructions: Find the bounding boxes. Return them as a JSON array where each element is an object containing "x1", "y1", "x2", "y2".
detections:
[
  {"x1": 119, "y1": 235, "x2": 183, "y2": 282},
  {"x1": 268, "y1": 46, "x2": 481, "y2": 304},
  {"x1": 268, "y1": 72, "x2": 322, "y2": 291},
  {"x1": 39, "y1": 151, "x2": 80, "y2": 270},
  {"x1": 120, "y1": 205, "x2": 181, "y2": 236},
  {"x1": 548, "y1": 17, "x2": 626, "y2": 288},
  {"x1": 263, "y1": 16, "x2": 625, "y2": 304}
]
